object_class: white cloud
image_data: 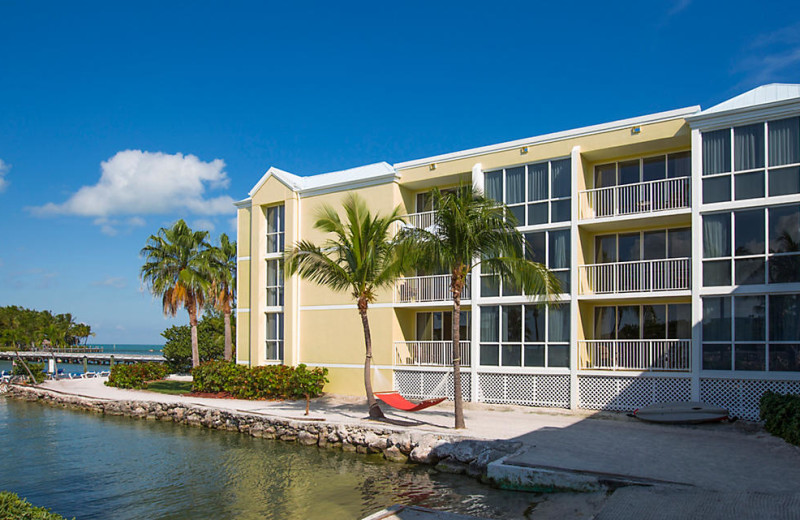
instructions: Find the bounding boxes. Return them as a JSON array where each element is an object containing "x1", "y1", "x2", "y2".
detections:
[
  {"x1": 0, "y1": 159, "x2": 10, "y2": 193},
  {"x1": 667, "y1": 0, "x2": 691, "y2": 16},
  {"x1": 191, "y1": 219, "x2": 216, "y2": 232},
  {"x1": 229, "y1": 217, "x2": 238, "y2": 233},
  {"x1": 91, "y1": 276, "x2": 126, "y2": 289},
  {"x1": 735, "y1": 22, "x2": 800, "y2": 87},
  {"x1": 29, "y1": 150, "x2": 235, "y2": 232}
]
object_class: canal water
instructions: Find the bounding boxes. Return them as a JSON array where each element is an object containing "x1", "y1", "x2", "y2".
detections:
[{"x1": 0, "y1": 398, "x2": 538, "y2": 519}]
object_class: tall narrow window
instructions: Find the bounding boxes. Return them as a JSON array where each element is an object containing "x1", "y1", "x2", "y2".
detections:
[
  {"x1": 265, "y1": 313, "x2": 283, "y2": 361},
  {"x1": 768, "y1": 117, "x2": 800, "y2": 196},
  {"x1": 703, "y1": 129, "x2": 732, "y2": 203},
  {"x1": 265, "y1": 205, "x2": 285, "y2": 254},
  {"x1": 266, "y1": 259, "x2": 284, "y2": 306}
]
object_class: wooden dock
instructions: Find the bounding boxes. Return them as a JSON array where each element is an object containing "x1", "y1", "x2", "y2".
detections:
[{"x1": 0, "y1": 351, "x2": 165, "y2": 365}]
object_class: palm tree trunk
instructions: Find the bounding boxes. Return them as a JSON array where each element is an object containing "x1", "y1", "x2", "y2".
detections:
[
  {"x1": 452, "y1": 268, "x2": 466, "y2": 429},
  {"x1": 223, "y1": 309, "x2": 232, "y2": 361},
  {"x1": 358, "y1": 298, "x2": 384, "y2": 419},
  {"x1": 188, "y1": 301, "x2": 200, "y2": 368}
]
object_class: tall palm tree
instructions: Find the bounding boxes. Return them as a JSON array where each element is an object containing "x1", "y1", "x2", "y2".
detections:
[
  {"x1": 141, "y1": 219, "x2": 212, "y2": 368},
  {"x1": 286, "y1": 194, "x2": 405, "y2": 419},
  {"x1": 398, "y1": 186, "x2": 560, "y2": 429},
  {"x1": 207, "y1": 233, "x2": 237, "y2": 361}
]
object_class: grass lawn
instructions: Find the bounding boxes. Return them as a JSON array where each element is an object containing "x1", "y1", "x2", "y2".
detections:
[{"x1": 146, "y1": 380, "x2": 193, "y2": 395}]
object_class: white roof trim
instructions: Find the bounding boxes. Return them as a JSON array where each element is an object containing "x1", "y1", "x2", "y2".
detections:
[
  {"x1": 248, "y1": 167, "x2": 303, "y2": 197},
  {"x1": 687, "y1": 84, "x2": 800, "y2": 129},
  {"x1": 234, "y1": 198, "x2": 252, "y2": 208},
  {"x1": 248, "y1": 162, "x2": 400, "y2": 199},
  {"x1": 393, "y1": 106, "x2": 700, "y2": 170}
]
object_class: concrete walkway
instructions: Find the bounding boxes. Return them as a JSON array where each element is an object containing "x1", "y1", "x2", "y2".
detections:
[{"x1": 33, "y1": 377, "x2": 800, "y2": 518}]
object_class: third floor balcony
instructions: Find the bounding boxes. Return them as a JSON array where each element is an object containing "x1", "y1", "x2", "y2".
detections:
[
  {"x1": 394, "y1": 274, "x2": 470, "y2": 304},
  {"x1": 579, "y1": 257, "x2": 691, "y2": 296},
  {"x1": 579, "y1": 177, "x2": 690, "y2": 221}
]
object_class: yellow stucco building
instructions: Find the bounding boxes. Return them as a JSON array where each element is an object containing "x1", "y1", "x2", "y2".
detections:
[{"x1": 236, "y1": 84, "x2": 800, "y2": 420}]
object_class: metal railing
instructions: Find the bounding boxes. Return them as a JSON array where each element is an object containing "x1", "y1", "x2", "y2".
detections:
[
  {"x1": 579, "y1": 257, "x2": 690, "y2": 294},
  {"x1": 394, "y1": 340, "x2": 471, "y2": 367},
  {"x1": 579, "y1": 177, "x2": 690, "y2": 219},
  {"x1": 403, "y1": 210, "x2": 436, "y2": 229},
  {"x1": 578, "y1": 339, "x2": 691, "y2": 371},
  {"x1": 394, "y1": 274, "x2": 470, "y2": 303}
]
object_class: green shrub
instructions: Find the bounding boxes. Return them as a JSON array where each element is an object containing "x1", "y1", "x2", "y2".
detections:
[
  {"x1": 105, "y1": 362, "x2": 170, "y2": 390},
  {"x1": 191, "y1": 361, "x2": 328, "y2": 404},
  {"x1": 12, "y1": 361, "x2": 46, "y2": 384},
  {"x1": 0, "y1": 491, "x2": 73, "y2": 520},
  {"x1": 161, "y1": 314, "x2": 230, "y2": 373},
  {"x1": 760, "y1": 391, "x2": 800, "y2": 446}
]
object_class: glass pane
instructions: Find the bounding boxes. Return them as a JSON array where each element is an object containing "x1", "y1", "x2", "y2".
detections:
[
  {"x1": 524, "y1": 305, "x2": 545, "y2": 342},
  {"x1": 460, "y1": 311, "x2": 471, "y2": 341},
  {"x1": 480, "y1": 345, "x2": 499, "y2": 366},
  {"x1": 734, "y1": 295, "x2": 765, "y2": 341},
  {"x1": 595, "y1": 235, "x2": 617, "y2": 263},
  {"x1": 527, "y1": 202, "x2": 548, "y2": 224},
  {"x1": 703, "y1": 129, "x2": 731, "y2": 175},
  {"x1": 735, "y1": 344, "x2": 765, "y2": 371},
  {"x1": 768, "y1": 205, "x2": 800, "y2": 253},
  {"x1": 485, "y1": 171, "x2": 502, "y2": 201},
  {"x1": 266, "y1": 233, "x2": 277, "y2": 254},
  {"x1": 502, "y1": 306, "x2": 522, "y2": 342},
  {"x1": 734, "y1": 171, "x2": 764, "y2": 200},
  {"x1": 770, "y1": 294, "x2": 800, "y2": 341},
  {"x1": 502, "y1": 277, "x2": 521, "y2": 296},
  {"x1": 506, "y1": 167, "x2": 525, "y2": 204},
  {"x1": 551, "y1": 159, "x2": 571, "y2": 198},
  {"x1": 768, "y1": 117, "x2": 800, "y2": 167},
  {"x1": 668, "y1": 304, "x2": 691, "y2": 339},
  {"x1": 769, "y1": 166, "x2": 800, "y2": 196},
  {"x1": 501, "y1": 345, "x2": 522, "y2": 366},
  {"x1": 548, "y1": 344, "x2": 569, "y2": 367},
  {"x1": 524, "y1": 232, "x2": 545, "y2": 264},
  {"x1": 594, "y1": 307, "x2": 616, "y2": 340},
  {"x1": 481, "y1": 274, "x2": 500, "y2": 297},
  {"x1": 668, "y1": 151, "x2": 691, "y2": 178},
  {"x1": 549, "y1": 305, "x2": 569, "y2": 342},
  {"x1": 509, "y1": 204, "x2": 525, "y2": 226},
  {"x1": 703, "y1": 213, "x2": 731, "y2": 258},
  {"x1": 416, "y1": 313, "x2": 432, "y2": 341},
  {"x1": 703, "y1": 343, "x2": 732, "y2": 370},
  {"x1": 617, "y1": 306, "x2": 640, "y2": 339},
  {"x1": 703, "y1": 260, "x2": 731, "y2": 286},
  {"x1": 266, "y1": 206, "x2": 277, "y2": 233},
  {"x1": 703, "y1": 297, "x2": 731, "y2": 341},
  {"x1": 734, "y1": 123, "x2": 765, "y2": 171},
  {"x1": 595, "y1": 164, "x2": 617, "y2": 188},
  {"x1": 643, "y1": 156, "x2": 666, "y2": 182},
  {"x1": 553, "y1": 270, "x2": 570, "y2": 294},
  {"x1": 480, "y1": 306, "x2": 499, "y2": 342},
  {"x1": 551, "y1": 199, "x2": 570, "y2": 222},
  {"x1": 267, "y1": 260, "x2": 278, "y2": 286},
  {"x1": 619, "y1": 160, "x2": 640, "y2": 185},
  {"x1": 524, "y1": 344, "x2": 545, "y2": 367},
  {"x1": 442, "y1": 312, "x2": 453, "y2": 341},
  {"x1": 769, "y1": 254, "x2": 800, "y2": 283},
  {"x1": 703, "y1": 176, "x2": 731, "y2": 203},
  {"x1": 527, "y1": 162, "x2": 548, "y2": 201},
  {"x1": 549, "y1": 230, "x2": 570, "y2": 269},
  {"x1": 735, "y1": 209, "x2": 765, "y2": 256},
  {"x1": 643, "y1": 231, "x2": 666, "y2": 260},
  {"x1": 618, "y1": 233, "x2": 641, "y2": 262},
  {"x1": 416, "y1": 192, "x2": 433, "y2": 212},
  {"x1": 735, "y1": 258, "x2": 765, "y2": 285},
  {"x1": 769, "y1": 344, "x2": 800, "y2": 371},
  {"x1": 432, "y1": 312, "x2": 443, "y2": 341},
  {"x1": 668, "y1": 228, "x2": 691, "y2": 258},
  {"x1": 642, "y1": 305, "x2": 667, "y2": 340}
]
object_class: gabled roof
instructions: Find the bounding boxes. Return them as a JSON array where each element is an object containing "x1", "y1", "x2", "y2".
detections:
[
  {"x1": 248, "y1": 161, "x2": 398, "y2": 198},
  {"x1": 687, "y1": 84, "x2": 800, "y2": 127}
]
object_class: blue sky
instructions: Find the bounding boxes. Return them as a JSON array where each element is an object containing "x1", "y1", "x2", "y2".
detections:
[{"x1": 1, "y1": 1, "x2": 798, "y2": 344}]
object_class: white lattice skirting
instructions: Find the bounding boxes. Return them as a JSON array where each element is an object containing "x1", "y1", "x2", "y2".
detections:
[
  {"x1": 477, "y1": 373, "x2": 570, "y2": 408},
  {"x1": 394, "y1": 370, "x2": 471, "y2": 402},
  {"x1": 578, "y1": 375, "x2": 691, "y2": 411},
  {"x1": 700, "y1": 378, "x2": 800, "y2": 421}
]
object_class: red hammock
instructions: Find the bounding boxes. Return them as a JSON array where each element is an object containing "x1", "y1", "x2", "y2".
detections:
[{"x1": 374, "y1": 391, "x2": 446, "y2": 412}]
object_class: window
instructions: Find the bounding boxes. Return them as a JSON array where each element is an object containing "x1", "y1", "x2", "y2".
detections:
[
  {"x1": 265, "y1": 205, "x2": 285, "y2": 254},
  {"x1": 703, "y1": 205, "x2": 800, "y2": 287},
  {"x1": 702, "y1": 117, "x2": 800, "y2": 203},
  {"x1": 479, "y1": 304, "x2": 569, "y2": 367},
  {"x1": 266, "y1": 259, "x2": 284, "y2": 306},
  {"x1": 703, "y1": 294, "x2": 799, "y2": 372},
  {"x1": 415, "y1": 311, "x2": 470, "y2": 341},
  {"x1": 265, "y1": 313, "x2": 283, "y2": 361},
  {"x1": 594, "y1": 304, "x2": 690, "y2": 341},
  {"x1": 485, "y1": 157, "x2": 571, "y2": 226}
]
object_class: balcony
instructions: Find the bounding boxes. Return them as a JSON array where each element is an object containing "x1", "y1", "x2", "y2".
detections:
[
  {"x1": 578, "y1": 339, "x2": 691, "y2": 371},
  {"x1": 579, "y1": 258, "x2": 691, "y2": 295},
  {"x1": 579, "y1": 177, "x2": 690, "y2": 220},
  {"x1": 394, "y1": 274, "x2": 470, "y2": 304},
  {"x1": 394, "y1": 340, "x2": 471, "y2": 367}
]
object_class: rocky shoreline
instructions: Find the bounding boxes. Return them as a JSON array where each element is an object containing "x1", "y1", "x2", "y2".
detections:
[{"x1": 4, "y1": 385, "x2": 522, "y2": 484}]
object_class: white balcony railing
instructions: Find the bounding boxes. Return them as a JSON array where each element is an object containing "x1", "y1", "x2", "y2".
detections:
[
  {"x1": 394, "y1": 340, "x2": 471, "y2": 367},
  {"x1": 395, "y1": 274, "x2": 470, "y2": 303},
  {"x1": 579, "y1": 257, "x2": 691, "y2": 294},
  {"x1": 579, "y1": 340, "x2": 691, "y2": 371},
  {"x1": 404, "y1": 210, "x2": 436, "y2": 229},
  {"x1": 580, "y1": 177, "x2": 690, "y2": 219}
]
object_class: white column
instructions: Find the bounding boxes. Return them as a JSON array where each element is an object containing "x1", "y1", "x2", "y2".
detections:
[
  {"x1": 470, "y1": 162, "x2": 483, "y2": 402},
  {"x1": 569, "y1": 146, "x2": 581, "y2": 409},
  {"x1": 690, "y1": 128, "x2": 703, "y2": 400}
]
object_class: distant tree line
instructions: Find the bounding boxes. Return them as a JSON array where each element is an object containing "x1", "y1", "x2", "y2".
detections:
[{"x1": 0, "y1": 305, "x2": 94, "y2": 350}]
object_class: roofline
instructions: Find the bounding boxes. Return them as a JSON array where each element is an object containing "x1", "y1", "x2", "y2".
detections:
[
  {"x1": 298, "y1": 171, "x2": 401, "y2": 198},
  {"x1": 234, "y1": 198, "x2": 251, "y2": 208},
  {"x1": 247, "y1": 167, "x2": 300, "y2": 198},
  {"x1": 393, "y1": 105, "x2": 701, "y2": 170},
  {"x1": 686, "y1": 97, "x2": 800, "y2": 129}
]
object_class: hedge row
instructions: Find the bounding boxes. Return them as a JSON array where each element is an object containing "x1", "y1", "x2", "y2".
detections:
[
  {"x1": 760, "y1": 391, "x2": 800, "y2": 446},
  {"x1": 191, "y1": 360, "x2": 328, "y2": 400},
  {"x1": 0, "y1": 491, "x2": 72, "y2": 520},
  {"x1": 105, "y1": 363, "x2": 170, "y2": 390}
]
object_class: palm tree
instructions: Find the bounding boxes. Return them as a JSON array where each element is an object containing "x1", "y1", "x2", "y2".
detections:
[
  {"x1": 398, "y1": 186, "x2": 560, "y2": 429},
  {"x1": 207, "y1": 233, "x2": 237, "y2": 361},
  {"x1": 141, "y1": 219, "x2": 212, "y2": 368},
  {"x1": 286, "y1": 194, "x2": 405, "y2": 419}
]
